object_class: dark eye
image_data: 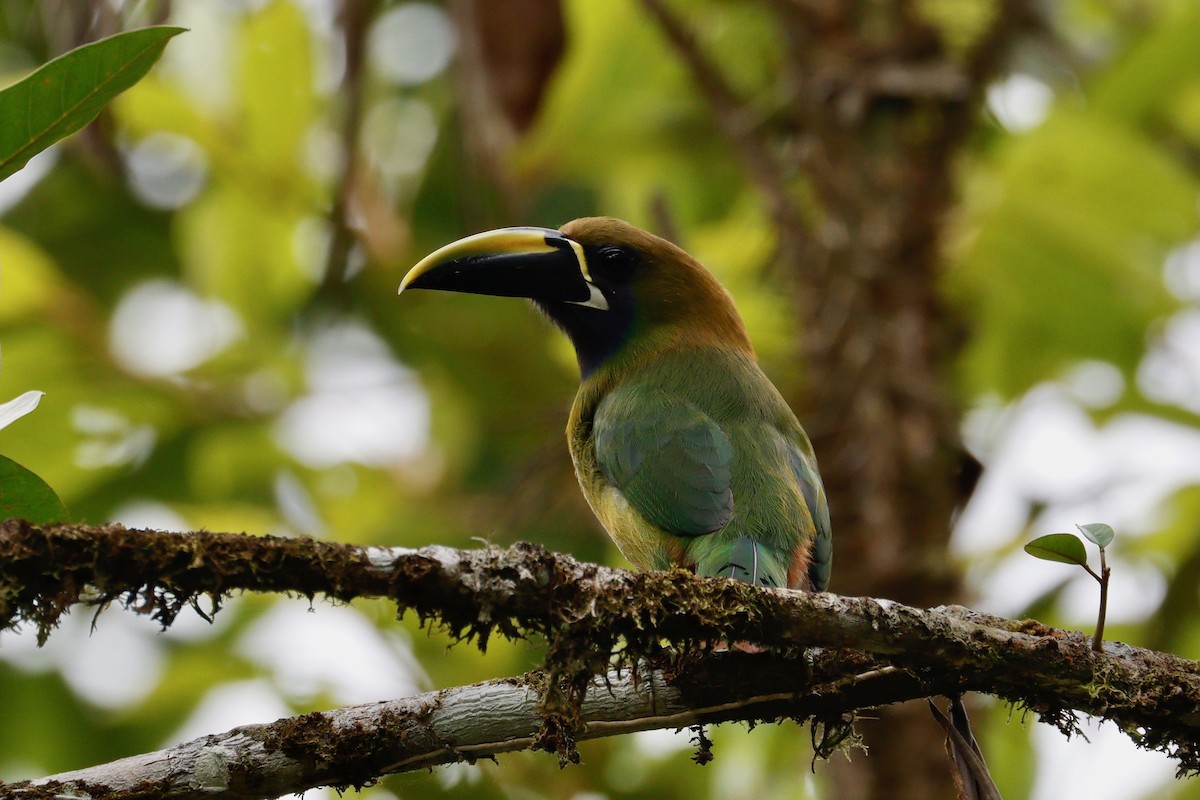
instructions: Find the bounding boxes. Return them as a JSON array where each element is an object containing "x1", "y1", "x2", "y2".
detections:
[{"x1": 595, "y1": 245, "x2": 638, "y2": 280}]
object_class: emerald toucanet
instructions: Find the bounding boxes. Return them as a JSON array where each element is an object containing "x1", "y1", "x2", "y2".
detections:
[{"x1": 400, "y1": 217, "x2": 831, "y2": 591}]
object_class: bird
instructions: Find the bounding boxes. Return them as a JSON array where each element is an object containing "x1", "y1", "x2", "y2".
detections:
[{"x1": 399, "y1": 217, "x2": 830, "y2": 592}]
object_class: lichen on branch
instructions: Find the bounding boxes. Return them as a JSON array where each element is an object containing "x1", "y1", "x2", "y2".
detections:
[{"x1": 4, "y1": 519, "x2": 1200, "y2": 784}]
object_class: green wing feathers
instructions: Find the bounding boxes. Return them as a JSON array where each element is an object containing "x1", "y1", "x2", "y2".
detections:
[
  {"x1": 789, "y1": 442, "x2": 832, "y2": 591},
  {"x1": 593, "y1": 388, "x2": 735, "y2": 537},
  {"x1": 697, "y1": 536, "x2": 790, "y2": 588},
  {"x1": 587, "y1": 367, "x2": 831, "y2": 592}
]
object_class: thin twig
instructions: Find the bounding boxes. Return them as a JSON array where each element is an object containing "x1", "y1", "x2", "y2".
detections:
[
  {"x1": 1094, "y1": 548, "x2": 1110, "y2": 652},
  {"x1": 638, "y1": 0, "x2": 807, "y2": 244},
  {"x1": 319, "y1": 0, "x2": 374, "y2": 298}
]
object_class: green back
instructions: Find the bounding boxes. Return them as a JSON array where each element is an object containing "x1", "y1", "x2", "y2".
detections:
[
  {"x1": 585, "y1": 346, "x2": 831, "y2": 591},
  {"x1": 593, "y1": 387, "x2": 734, "y2": 536}
]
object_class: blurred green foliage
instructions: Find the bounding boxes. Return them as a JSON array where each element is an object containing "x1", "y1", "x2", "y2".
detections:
[
  {"x1": 0, "y1": 1, "x2": 1197, "y2": 799},
  {"x1": 0, "y1": 25, "x2": 183, "y2": 521}
]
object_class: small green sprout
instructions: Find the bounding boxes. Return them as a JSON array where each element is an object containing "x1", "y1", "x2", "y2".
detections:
[{"x1": 1024, "y1": 523, "x2": 1114, "y2": 653}]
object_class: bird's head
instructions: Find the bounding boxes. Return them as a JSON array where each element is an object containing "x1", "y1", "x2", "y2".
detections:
[{"x1": 400, "y1": 217, "x2": 752, "y2": 377}]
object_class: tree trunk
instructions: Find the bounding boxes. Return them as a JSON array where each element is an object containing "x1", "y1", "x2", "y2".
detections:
[{"x1": 766, "y1": 3, "x2": 1035, "y2": 797}]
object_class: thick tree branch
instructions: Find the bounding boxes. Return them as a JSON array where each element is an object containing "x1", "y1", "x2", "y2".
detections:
[
  {"x1": 2, "y1": 654, "x2": 935, "y2": 800},
  {"x1": 3, "y1": 519, "x2": 1200, "y2": 796}
]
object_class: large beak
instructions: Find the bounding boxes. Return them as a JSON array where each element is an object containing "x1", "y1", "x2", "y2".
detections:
[{"x1": 399, "y1": 227, "x2": 608, "y2": 311}]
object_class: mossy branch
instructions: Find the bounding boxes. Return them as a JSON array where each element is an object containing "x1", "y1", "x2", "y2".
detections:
[
  {"x1": 1, "y1": 656, "x2": 927, "y2": 800},
  {"x1": 3, "y1": 519, "x2": 1200, "y2": 798}
]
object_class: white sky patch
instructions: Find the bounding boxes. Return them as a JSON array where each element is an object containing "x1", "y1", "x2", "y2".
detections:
[
  {"x1": 71, "y1": 404, "x2": 157, "y2": 470},
  {"x1": 0, "y1": 612, "x2": 164, "y2": 710},
  {"x1": 1060, "y1": 555, "x2": 1165, "y2": 624},
  {"x1": 167, "y1": 678, "x2": 293, "y2": 743},
  {"x1": 235, "y1": 602, "x2": 427, "y2": 706},
  {"x1": 974, "y1": 545, "x2": 1166, "y2": 624},
  {"x1": 1164, "y1": 238, "x2": 1200, "y2": 301},
  {"x1": 158, "y1": 1, "x2": 237, "y2": 113},
  {"x1": 1030, "y1": 716, "x2": 1177, "y2": 800},
  {"x1": 367, "y1": 3, "x2": 457, "y2": 86},
  {"x1": 110, "y1": 499, "x2": 190, "y2": 532},
  {"x1": 109, "y1": 279, "x2": 243, "y2": 377},
  {"x1": 632, "y1": 727, "x2": 694, "y2": 758},
  {"x1": 58, "y1": 616, "x2": 165, "y2": 709},
  {"x1": 1061, "y1": 360, "x2": 1124, "y2": 408},
  {"x1": 437, "y1": 761, "x2": 485, "y2": 790},
  {"x1": 274, "y1": 468, "x2": 327, "y2": 537},
  {"x1": 0, "y1": 147, "x2": 57, "y2": 216},
  {"x1": 1138, "y1": 309, "x2": 1200, "y2": 414},
  {"x1": 363, "y1": 97, "x2": 439, "y2": 180},
  {"x1": 274, "y1": 320, "x2": 429, "y2": 468},
  {"x1": 956, "y1": 387, "x2": 1200, "y2": 561},
  {"x1": 124, "y1": 132, "x2": 209, "y2": 210},
  {"x1": 987, "y1": 73, "x2": 1054, "y2": 132}
]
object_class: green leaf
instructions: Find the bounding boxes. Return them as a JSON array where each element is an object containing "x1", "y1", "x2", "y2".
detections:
[
  {"x1": 949, "y1": 109, "x2": 1196, "y2": 397},
  {"x1": 1077, "y1": 522, "x2": 1116, "y2": 549},
  {"x1": 239, "y1": 0, "x2": 316, "y2": 173},
  {"x1": 0, "y1": 26, "x2": 185, "y2": 183},
  {"x1": 1090, "y1": 1, "x2": 1200, "y2": 128},
  {"x1": 1024, "y1": 533, "x2": 1089, "y2": 567},
  {"x1": 0, "y1": 454, "x2": 67, "y2": 523}
]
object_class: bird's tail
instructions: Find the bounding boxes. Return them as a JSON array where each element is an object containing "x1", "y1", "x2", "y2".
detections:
[{"x1": 699, "y1": 536, "x2": 788, "y2": 588}]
